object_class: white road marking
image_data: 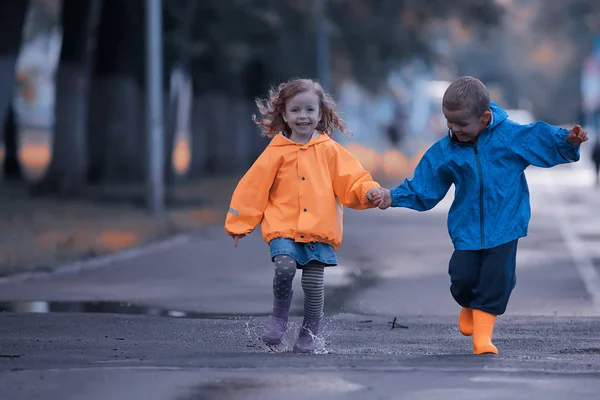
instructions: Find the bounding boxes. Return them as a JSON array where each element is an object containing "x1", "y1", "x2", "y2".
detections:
[{"x1": 532, "y1": 166, "x2": 600, "y2": 309}]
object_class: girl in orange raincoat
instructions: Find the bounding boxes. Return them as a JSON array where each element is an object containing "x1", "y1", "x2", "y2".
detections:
[{"x1": 225, "y1": 78, "x2": 383, "y2": 353}]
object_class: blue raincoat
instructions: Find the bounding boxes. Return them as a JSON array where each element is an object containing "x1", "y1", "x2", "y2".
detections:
[{"x1": 391, "y1": 103, "x2": 580, "y2": 250}]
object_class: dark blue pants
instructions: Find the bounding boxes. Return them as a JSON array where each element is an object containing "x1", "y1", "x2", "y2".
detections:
[{"x1": 448, "y1": 239, "x2": 518, "y2": 315}]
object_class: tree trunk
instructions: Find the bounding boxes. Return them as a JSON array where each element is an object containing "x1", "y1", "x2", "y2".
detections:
[
  {"x1": 163, "y1": 0, "x2": 198, "y2": 183},
  {"x1": 0, "y1": 0, "x2": 29, "y2": 181},
  {"x1": 2, "y1": 103, "x2": 21, "y2": 180},
  {"x1": 231, "y1": 97, "x2": 256, "y2": 171},
  {"x1": 87, "y1": 0, "x2": 146, "y2": 184},
  {"x1": 187, "y1": 93, "x2": 264, "y2": 177},
  {"x1": 201, "y1": 92, "x2": 227, "y2": 175},
  {"x1": 31, "y1": 0, "x2": 99, "y2": 196},
  {"x1": 187, "y1": 95, "x2": 210, "y2": 177}
]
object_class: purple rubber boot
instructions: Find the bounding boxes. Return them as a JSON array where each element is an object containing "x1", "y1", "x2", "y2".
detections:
[
  {"x1": 262, "y1": 292, "x2": 293, "y2": 346},
  {"x1": 293, "y1": 315, "x2": 323, "y2": 353}
]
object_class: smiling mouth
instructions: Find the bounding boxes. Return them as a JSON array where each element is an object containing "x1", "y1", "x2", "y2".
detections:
[
  {"x1": 297, "y1": 122, "x2": 310, "y2": 127},
  {"x1": 454, "y1": 133, "x2": 471, "y2": 141}
]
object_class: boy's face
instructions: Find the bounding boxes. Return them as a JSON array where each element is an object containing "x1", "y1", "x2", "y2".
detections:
[{"x1": 443, "y1": 106, "x2": 491, "y2": 143}]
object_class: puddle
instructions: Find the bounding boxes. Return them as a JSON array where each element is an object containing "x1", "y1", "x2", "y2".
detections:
[
  {"x1": 180, "y1": 378, "x2": 268, "y2": 400},
  {"x1": 178, "y1": 375, "x2": 364, "y2": 400},
  {"x1": 0, "y1": 300, "x2": 269, "y2": 319},
  {"x1": 0, "y1": 301, "x2": 365, "y2": 356},
  {"x1": 0, "y1": 300, "x2": 335, "y2": 320}
]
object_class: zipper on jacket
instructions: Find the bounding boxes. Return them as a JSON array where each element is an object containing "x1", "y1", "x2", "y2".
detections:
[{"x1": 474, "y1": 145, "x2": 485, "y2": 249}]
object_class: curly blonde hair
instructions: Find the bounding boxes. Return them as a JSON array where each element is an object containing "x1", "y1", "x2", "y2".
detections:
[{"x1": 252, "y1": 78, "x2": 349, "y2": 138}]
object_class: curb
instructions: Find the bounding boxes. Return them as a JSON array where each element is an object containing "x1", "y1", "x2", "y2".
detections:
[{"x1": 0, "y1": 233, "x2": 192, "y2": 286}]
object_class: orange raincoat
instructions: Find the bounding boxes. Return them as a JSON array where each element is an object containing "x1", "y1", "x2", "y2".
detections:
[{"x1": 224, "y1": 133, "x2": 380, "y2": 250}]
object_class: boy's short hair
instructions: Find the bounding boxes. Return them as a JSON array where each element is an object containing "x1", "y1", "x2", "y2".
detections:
[{"x1": 443, "y1": 76, "x2": 490, "y2": 118}]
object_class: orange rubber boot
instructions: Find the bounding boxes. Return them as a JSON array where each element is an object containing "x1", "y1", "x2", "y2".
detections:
[
  {"x1": 472, "y1": 309, "x2": 498, "y2": 355},
  {"x1": 458, "y1": 307, "x2": 474, "y2": 336}
]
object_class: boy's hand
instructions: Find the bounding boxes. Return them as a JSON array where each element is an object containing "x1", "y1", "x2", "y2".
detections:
[
  {"x1": 366, "y1": 187, "x2": 385, "y2": 202},
  {"x1": 232, "y1": 234, "x2": 246, "y2": 248},
  {"x1": 370, "y1": 188, "x2": 393, "y2": 210},
  {"x1": 567, "y1": 125, "x2": 589, "y2": 147}
]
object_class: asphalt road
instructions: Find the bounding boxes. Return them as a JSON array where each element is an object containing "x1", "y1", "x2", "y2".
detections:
[{"x1": 0, "y1": 158, "x2": 599, "y2": 399}]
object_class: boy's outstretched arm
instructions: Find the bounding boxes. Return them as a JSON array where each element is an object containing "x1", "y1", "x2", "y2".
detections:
[
  {"x1": 375, "y1": 144, "x2": 452, "y2": 211},
  {"x1": 507, "y1": 122, "x2": 588, "y2": 167}
]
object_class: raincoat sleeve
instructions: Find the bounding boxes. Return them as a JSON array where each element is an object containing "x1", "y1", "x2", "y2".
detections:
[
  {"x1": 224, "y1": 149, "x2": 279, "y2": 236},
  {"x1": 329, "y1": 143, "x2": 380, "y2": 210},
  {"x1": 391, "y1": 144, "x2": 452, "y2": 211},
  {"x1": 508, "y1": 122, "x2": 580, "y2": 167}
]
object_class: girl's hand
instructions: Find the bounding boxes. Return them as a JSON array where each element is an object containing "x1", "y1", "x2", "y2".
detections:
[{"x1": 232, "y1": 234, "x2": 246, "y2": 248}]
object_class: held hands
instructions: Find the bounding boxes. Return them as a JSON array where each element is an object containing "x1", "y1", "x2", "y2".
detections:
[
  {"x1": 367, "y1": 187, "x2": 393, "y2": 210},
  {"x1": 366, "y1": 187, "x2": 384, "y2": 202},
  {"x1": 567, "y1": 125, "x2": 588, "y2": 147}
]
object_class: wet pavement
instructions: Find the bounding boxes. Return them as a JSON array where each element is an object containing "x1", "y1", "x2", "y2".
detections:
[
  {"x1": 1, "y1": 158, "x2": 600, "y2": 399},
  {"x1": 1, "y1": 312, "x2": 600, "y2": 399}
]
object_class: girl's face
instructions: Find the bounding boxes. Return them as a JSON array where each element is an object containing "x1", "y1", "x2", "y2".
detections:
[{"x1": 283, "y1": 90, "x2": 322, "y2": 144}]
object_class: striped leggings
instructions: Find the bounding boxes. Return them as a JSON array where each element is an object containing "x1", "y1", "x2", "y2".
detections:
[{"x1": 272, "y1": 255, "x2": 324, "y2": 317}]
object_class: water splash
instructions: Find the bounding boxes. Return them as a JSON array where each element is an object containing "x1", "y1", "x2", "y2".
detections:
[{"x1": 242, "y1": 316, "x2": 333, "y2": 355}]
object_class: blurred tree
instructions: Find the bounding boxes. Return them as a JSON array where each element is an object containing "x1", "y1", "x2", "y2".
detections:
[
  {"x1": 0, "y1": 0, "x2": 30, "y2": 181},
  {"x1": 532, "y1": 0, "x2": 600, "y2": 123},
  {"x1": 31, "y1": 0, "x2": 100, "y2": 196},
  {"x1": 169, "y1": 0, "x2": 282, "y2": 176},
  {"x1": 179, "y1": 0, "x2": 503, "y2": 175},
  {"x1": 34, "y1": 0, "x2": 502, "y2": 196},
  {"x1": 162, "y1": 0, "x2": 199, "y2": 183},
  {"x1": 180, "y1": 0, "x2": 502, "y2": 94},
  {"x1": 86, "y1": 0, "x2": 146, "y2": 184},
  {"x1": 329, "y1": 0, "x2": 503, "y2": 90}
]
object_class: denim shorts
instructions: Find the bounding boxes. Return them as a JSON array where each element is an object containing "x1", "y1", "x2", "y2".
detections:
[{"x1": 269, "y1": 237, "x2": 338, "y2": 267}]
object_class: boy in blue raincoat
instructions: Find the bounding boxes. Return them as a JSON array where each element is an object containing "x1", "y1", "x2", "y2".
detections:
[{"x1": 371, "y1": 76, "x2": 589, "y2": 355}]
